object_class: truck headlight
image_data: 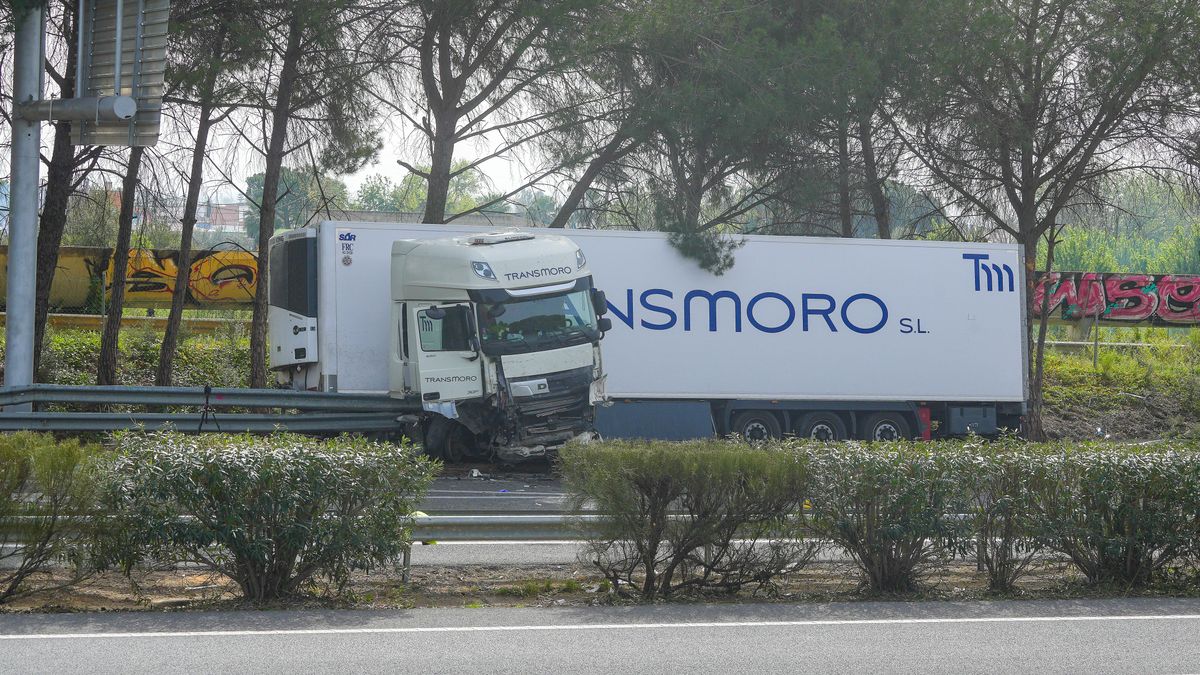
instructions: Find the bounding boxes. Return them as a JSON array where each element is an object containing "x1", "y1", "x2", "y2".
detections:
[
  {"x1": 471, "y1": 261, "x2": 497, "y2": 281},
  {"x1": 576, "y1": 248, "x2": 586, "y2": 269}
]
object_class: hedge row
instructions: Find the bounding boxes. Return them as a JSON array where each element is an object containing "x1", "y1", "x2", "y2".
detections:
[
  {"x1": 561, "y1": 438, "x2": 1200, "y2": 599},
  {"x1": 0, "y1": 431, "x2": 437, "y2": 602}
]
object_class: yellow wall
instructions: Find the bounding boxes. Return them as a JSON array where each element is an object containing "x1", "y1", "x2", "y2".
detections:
[{"x1": 0, "y1": 246, "x2": 258, "y2": 309}]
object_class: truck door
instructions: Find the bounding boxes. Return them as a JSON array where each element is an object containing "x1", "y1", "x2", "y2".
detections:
[{"x1": 412, "y1": 303, "x2": 483, "y2": 402}]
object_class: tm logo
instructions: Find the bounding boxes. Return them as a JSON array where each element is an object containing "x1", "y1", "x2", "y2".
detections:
[
  {"x1": 963, "y1": 253, "x2": 1015, "y2": 292},
  {"x1": 338, "y1": 232, "x2": 357, "y2": 241}
]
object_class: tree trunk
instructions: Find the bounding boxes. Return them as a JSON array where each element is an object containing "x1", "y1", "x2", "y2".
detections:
[
  {"x1": 422, "y1": 110, "x2": 458, "y2": 225},
  {"x1": 33, "y1": 3, "x2": 79, "y2": 378},
  {"x1": 836, "y1": 121, "x2": 853, "y2": 238},
  {"x1": 249, "y1": 15, "x2": 305, "y2": 389},
  {"x1": 549, "y1": 133, "x2": 637, "y2": 228},
  {"x1": 857, "y1": 111, "x2": 890, "y2": 239},
  {"x1": 96, "y1": 147, "x2": 144, "y2": 386},
  {"x1": 156, "y1": 104, "x2": 216, "y2": 386},
  {"x1": 1022, "y1": 232, "x2": 1053, "y2": 441}
]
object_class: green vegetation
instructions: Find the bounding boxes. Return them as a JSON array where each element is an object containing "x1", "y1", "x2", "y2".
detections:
[
  {"x1": 0, "y1": 433, "x2": 104, "y2": 603},
  {"x1": 1040, "y1": 328, "x2": 1200, "y2": 440},
  {"x1": 94, "y1": 431, "x2": 438, "y2": 601},
  {"x1": 1, "y1": 328, "x2": 251, "y2": 388},
  {"x1": 562, "y1": 441, "x2": 816, "y2": 600},
  {"x1": 562, "y1": 439, "x2": 1200, "y2": 600}
]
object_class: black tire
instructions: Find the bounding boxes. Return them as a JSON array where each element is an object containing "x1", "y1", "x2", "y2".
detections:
[
  {"x1": 423, "y1": 417, "x2": 475, "y2": 462},
  {"x1": 862, "y1": 412, "x2": 913, "y2": 441},
  {"x1": 442, "y1": 423, "x2": 476, "y2": 463},
  {"x1": 422, "y1": 417, "x2": 449, "y2": 459},
  {"x1": 796, "y1": 412, "x2": 848, "y2": 442},
  {"x1": 731, "y1": 411, "x2": 782, "y2": 443}
]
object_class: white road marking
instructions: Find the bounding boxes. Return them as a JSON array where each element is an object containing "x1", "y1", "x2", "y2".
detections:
[
  {"x1": 3, "y1": 614, "x2": 1199, "y2": 641},
  {"x1": 415, "y1": 540, "x2": 581, "y2": 546}
]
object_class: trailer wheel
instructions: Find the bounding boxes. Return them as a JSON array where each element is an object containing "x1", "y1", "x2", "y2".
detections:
[
  {"x1": 796, "y1": 412, "x2": 848, "y2": 442},
  {"x1": 862, "y1": 413, "x2": 913, "y2": 441},
  {"x1": 731, "y1": 411, "x2": 781, "y2": 443}
]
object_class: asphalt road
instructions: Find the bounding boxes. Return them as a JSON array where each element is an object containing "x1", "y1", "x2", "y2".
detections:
[
  {"x1": 417, "y1": 469, "x2": 567, "y2": 514},
  {"x1": 3, "y1": 598, "x2": 1199, "y2": 674}
]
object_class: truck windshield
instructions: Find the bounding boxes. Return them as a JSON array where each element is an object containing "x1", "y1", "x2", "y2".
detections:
[{"x1": 477, "y1": 287, "x2": 597, "y2": 355}]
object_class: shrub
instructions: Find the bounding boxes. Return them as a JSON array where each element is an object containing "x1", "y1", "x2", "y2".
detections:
[
  {"x1": 0, "y1": 432, "x2": 103, "y2": 603},
  {"x1": 561, "y1": 440, "x2": 815, "y2": 601},
  {"x1": 1030, "y1": 442, "x2": 1200, "y2": 586},
  {"x1": 790, "y1": 441, "x2": 967, "y2": 594},
  {"x1": 0, "y1": 328, "x2": 253, "y2": 388},
  {"x1": 950, "y1": 437, "x2": 1051, "y2": 592},
  {"x1": 96, "y1": 431, "x2": 438, "y2": 600}
]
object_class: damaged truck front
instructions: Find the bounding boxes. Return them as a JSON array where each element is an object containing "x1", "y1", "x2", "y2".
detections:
[{"x1": 268, "y1": 225, "x2": 610, "y2": 463}]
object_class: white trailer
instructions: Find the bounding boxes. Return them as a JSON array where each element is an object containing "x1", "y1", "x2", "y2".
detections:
[{"x1": 270, "y1": 221, "x2": 1026, "y2": 444}]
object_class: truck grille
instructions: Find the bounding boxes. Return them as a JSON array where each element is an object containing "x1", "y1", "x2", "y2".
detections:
[{"x1": 506, "y1": 365, "x2": 592, "y2": 434}]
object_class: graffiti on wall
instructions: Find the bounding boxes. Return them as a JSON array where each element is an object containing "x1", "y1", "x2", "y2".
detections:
[
  {"x1": 1033, "y1": 271, "x2": 1200, "y2": 326},
  {"x1": 120, "y1": 249, "x2": 256, "y2": 307},
  {"x1": 0, "y1": 246, "x2": 258, "y2": 310}
]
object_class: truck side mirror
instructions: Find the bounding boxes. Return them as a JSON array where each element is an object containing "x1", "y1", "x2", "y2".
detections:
[
  {"x1": 465, "y1": 311, "x2": 481, "y2": 361},
  {"x1": 592, "y1": 289, "x2": 608, "y2": 316},
  {"x1": 597, "y1": 317, "x2": 613, "y2": 334},
  {"x1": 426, "y1": 306, "x2": 446, "y2": 320}
]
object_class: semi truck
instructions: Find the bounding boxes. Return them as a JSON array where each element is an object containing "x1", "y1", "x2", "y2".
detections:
[
  {"x1": 267, "y1": 227, "x2": 610, "y2": 462},
  {"x1": 268, "y1": 221, "x2": 1027, "y2": 451}
]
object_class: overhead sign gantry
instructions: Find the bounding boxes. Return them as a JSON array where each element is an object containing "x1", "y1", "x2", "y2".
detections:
[{"x1": 5, "y1": 0, "x2": 170, "y2": 406}]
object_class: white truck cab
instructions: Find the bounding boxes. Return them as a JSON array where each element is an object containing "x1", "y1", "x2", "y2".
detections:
[{"x1": 268, "y1": 225, "x2": 610, "y2": 462}]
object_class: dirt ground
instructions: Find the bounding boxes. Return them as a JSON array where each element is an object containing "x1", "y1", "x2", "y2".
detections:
[{"x1": 4, "y1": 559, "x2": 1194, "y2": 614}]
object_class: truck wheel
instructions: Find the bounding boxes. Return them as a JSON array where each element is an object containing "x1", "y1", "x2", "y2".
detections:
[
  {"x1": 731, "y1": 411, "x2": 781, "y2": 443},
  {"x1": 796, "y1": 412, "x2": 848, "y2": 442},
  {"x1": 442, "y1": 423, "x2": 476, "y2": 463},
  {"x1": 862, "y1": 413, "x2": 912, "y2": 441},
  {"x1": 423, "y1": 417, "x2": 474, "y2": 462}
]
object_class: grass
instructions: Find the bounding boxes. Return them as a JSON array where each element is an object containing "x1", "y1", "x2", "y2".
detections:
[
  {"x1": 1040, "y1": 326, "x2": 1200, "y2": 439},
  {"x1": 494, "y1": 579, "x2": 556, "y2": 598}
]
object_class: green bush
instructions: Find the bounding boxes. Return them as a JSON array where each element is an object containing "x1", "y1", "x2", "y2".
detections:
[
  {"x1": 561, "y1": 440, "x2": 815, "y2": 600},
  {"x1": 804, "y1": 441, "x2": 967, "y2": 593},
  {"x1": 0, "y1": 432, "x2": 103, "y2": 603},
  {"x1": 95, "y1": 431, "x2": 438, "y2": 600},
  {"x1": 0, "y1": 328, "x2": 252, "y2": 388},
  {"x1": 1030, "y1": 442, "x2": 1200, "y2": 586},
  {"x1": 567, "y1": 438, "x2": 1200, "y2": 598},
  {"x1": 949, "y1": 437, "x2": 1051, "y2": 592}
]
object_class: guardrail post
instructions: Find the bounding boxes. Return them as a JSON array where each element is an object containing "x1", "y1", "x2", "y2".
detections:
[{"x1": 401, "y1": 545, "x2": 412, "y2": 584}]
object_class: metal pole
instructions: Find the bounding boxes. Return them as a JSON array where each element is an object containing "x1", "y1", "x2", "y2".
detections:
[
  {"x1": 5, "y1": 4, "x2": 45, "y2": 412},
  {"x1": 113, "y1": 0, "x2": 124, "y2": 93},
  {"x1": 75, "y1": 0, "x2": 86, "y2": 97}
]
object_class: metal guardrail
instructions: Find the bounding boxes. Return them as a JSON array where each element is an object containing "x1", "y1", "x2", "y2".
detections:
[
  {"x1": 402, "y1": 514, "x2": 597, "y2": 582},
  {"x1": 411, "y1": 514, "x2": 599, "y2": 542},
  {"x1": 1046, "y1": 341, "x2": 1183, "y2": 349},
  {"x1": 1, "y1": 513, "x2": 594, "y2": 583},
  {"x1": 0, "y1": 384, "x2": 422, "y2": 433}
]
